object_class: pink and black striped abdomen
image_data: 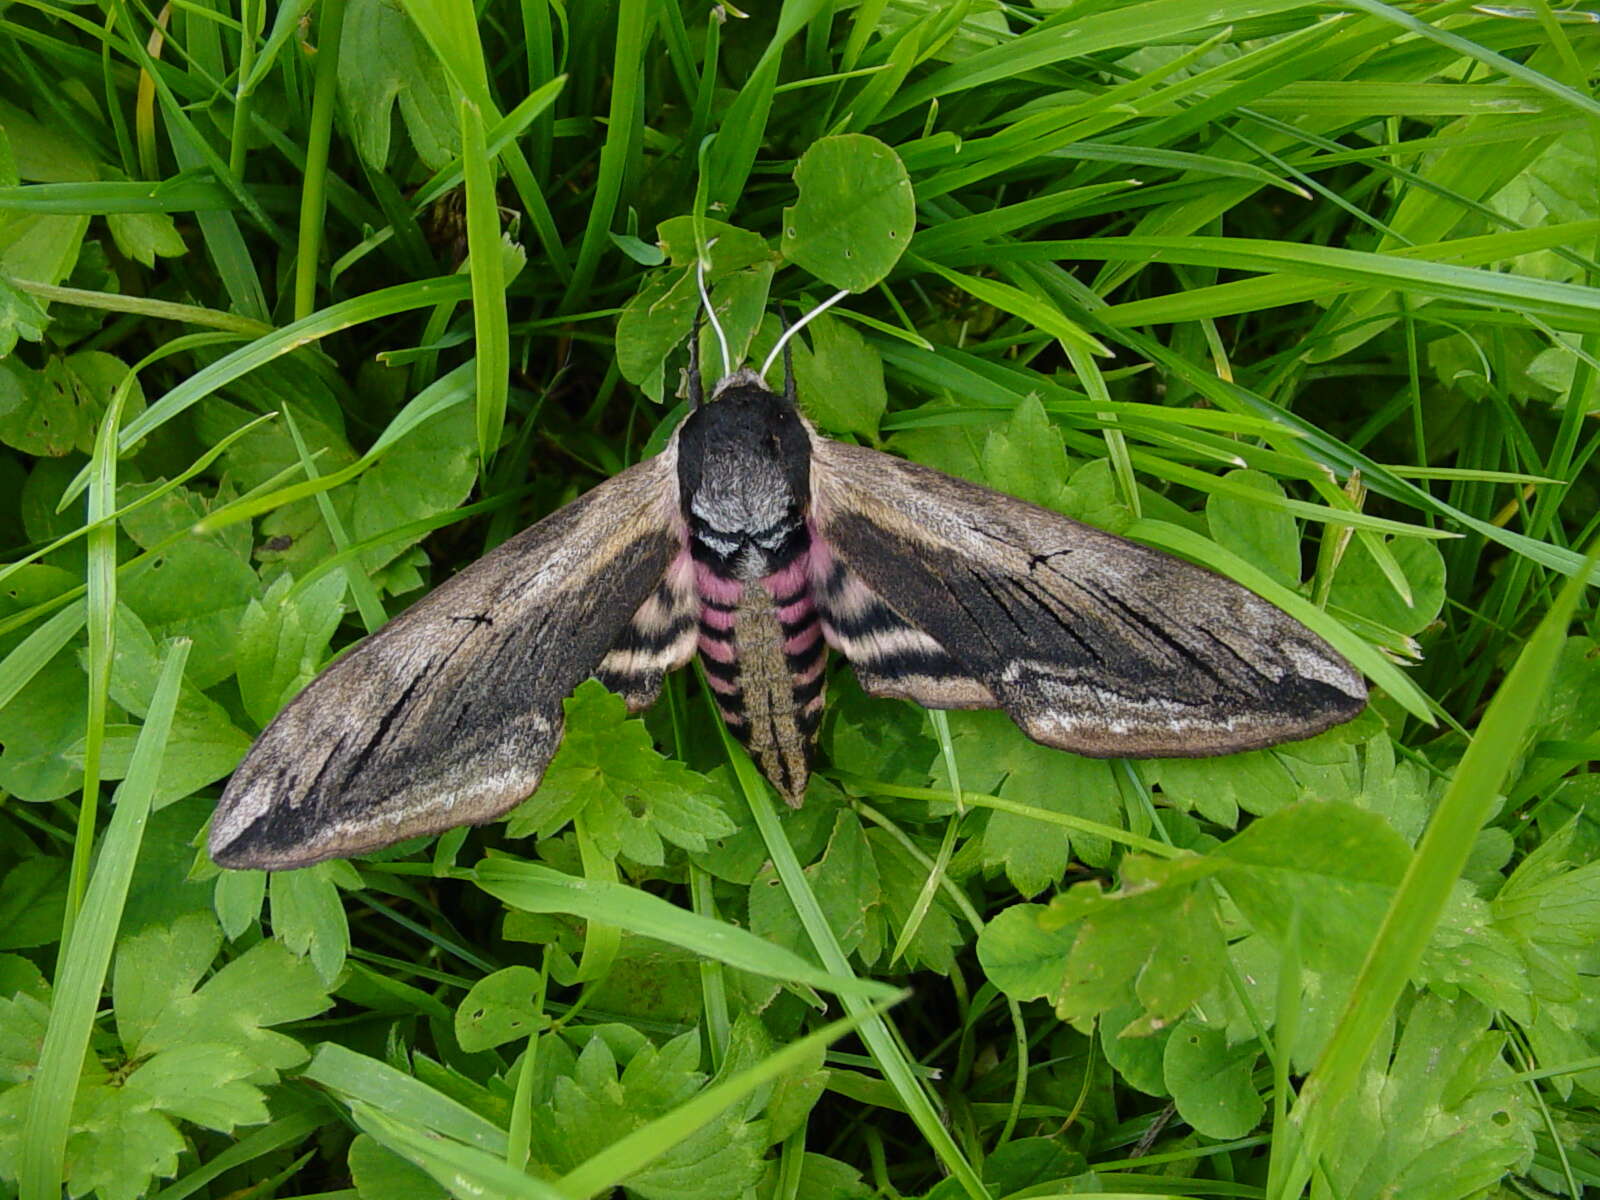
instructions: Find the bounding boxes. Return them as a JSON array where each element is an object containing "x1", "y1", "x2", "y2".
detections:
[{"x1": 695, "y1": 551, "x2": 828, "y2": 805}]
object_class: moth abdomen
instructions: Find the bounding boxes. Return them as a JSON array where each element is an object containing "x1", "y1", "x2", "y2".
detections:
[{"x1": 684, "y1": 531, "x2": 827, "y2": 805}]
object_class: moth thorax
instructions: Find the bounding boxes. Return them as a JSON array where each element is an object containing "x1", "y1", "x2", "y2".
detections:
[{"x1": 690, "y1": 451, "x2": 799, "y2": 538}]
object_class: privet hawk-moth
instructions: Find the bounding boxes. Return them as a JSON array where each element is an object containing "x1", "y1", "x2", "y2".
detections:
[{"x1": 210, "y1": 315, "x2": 1367, "y2": 870}]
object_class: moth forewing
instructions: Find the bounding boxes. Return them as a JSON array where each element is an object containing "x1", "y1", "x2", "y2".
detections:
[
  {"x1": 209, "y1": 443, "x2": 688, "y2": 871},
  {"x1": 807, "y1": 437, "x2": 1367, "y2": 758}
]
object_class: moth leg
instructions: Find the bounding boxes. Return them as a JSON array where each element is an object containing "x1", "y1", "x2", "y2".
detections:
[
  {"x1": 688, "y1": 312, "x2": 705, "y2": 408},
  {"x1": 778, "y1": 308, "x2": 797, "y2": 406}
]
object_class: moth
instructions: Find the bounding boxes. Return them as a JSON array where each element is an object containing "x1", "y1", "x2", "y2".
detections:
[{"x1": 210, "y1": 302, "x2": 1367, "y2": 870}]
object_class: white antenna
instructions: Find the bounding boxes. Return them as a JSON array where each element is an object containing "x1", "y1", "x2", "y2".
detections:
[
  {"x1": 761, "y1": 289, "x2": 850, "y2": 379},
  {"x1": 695, "y1": 253, "x2": 732, "y2": 378}
]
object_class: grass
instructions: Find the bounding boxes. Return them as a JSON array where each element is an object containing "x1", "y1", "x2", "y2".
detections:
[{"x1": 1, "y1": 2, "x2": 1599, "y2": 1198}]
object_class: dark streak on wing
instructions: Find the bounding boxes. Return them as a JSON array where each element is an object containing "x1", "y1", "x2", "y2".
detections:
[
  {"x1": 210, "y1": 449, "x2": 684, "y2": 870},
  {"x1": 809, "y1": 437, "x2": 1367, "y2": 758}
]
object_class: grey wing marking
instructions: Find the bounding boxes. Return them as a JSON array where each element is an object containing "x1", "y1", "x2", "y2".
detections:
[
  {"x1": 211, "y1": 443, "x2": 685, "y2": 870},
  {"x1": 809, "y1": 437, "x2": 1366, "y2": 758}
]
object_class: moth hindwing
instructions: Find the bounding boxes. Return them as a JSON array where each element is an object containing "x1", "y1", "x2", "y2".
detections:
[{"x1": 212, "y1": 339, "x2": 1366, "y2": 870}]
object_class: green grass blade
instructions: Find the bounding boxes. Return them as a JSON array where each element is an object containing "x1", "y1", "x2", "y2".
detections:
[
  {"x1": 564, "y1": 0, "x2": 646, "y2": 306},
  {"x1": 709, "y1": 705, "x2": 993, "y2": 1200},
  {"x1": 54, "y1": 276, "x2": 473, "y2": 509},
  {"x1": 474, "y1": 859, "x2": 897, "y2": 1000},
  {"x1": 461, "y1": 97, "x2": 509, "y2": 470},
  {"x1": 18, "y1": 638, "x2": 191, "y2": 1200},
  {"x1": 293, "y1": 0, "x2": 343, "y2": 320}
]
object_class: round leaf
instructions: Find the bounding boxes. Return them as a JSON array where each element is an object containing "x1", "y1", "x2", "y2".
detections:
[
  {"x1": 455, "y1": 965, "x2": 547, "y2": 1052},
  {"x1": 782, "y1": 134, "x2": 913, "y2": 291}
]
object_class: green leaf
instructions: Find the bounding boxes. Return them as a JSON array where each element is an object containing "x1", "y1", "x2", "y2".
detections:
[
  {"x1": 933, "y1": 711, "x2": 1121, "y2": 894},
  {"x1": 213, "y1": 867, "x2": 266, "y2": 940},
  {"x1": 339, "y1": 0, "x2": 459, "y2": 171},
  {"x1": 0, "y1": 357, "x2": 82, "y2": 456},
  {"x1": 0, "y1": 965, "x2": 49, "y2": 1084},
  {"x1": 867, "y1": 828, "x2": 964, "y2": 974},
  {"x1": 750, "y1": 809, "x2": 882, "y2": 964},
  {"x1": 350, "y1": 392, "x2": 478, "y2": 576},
  {"x1": 0, "y1": 276, "x2": 49, "y2": 356},
  {"x1": 1100, "y1": 1004, "x2": 1170, "y2": 1098},
  {"x1": 118, "y1": 503, "x2": 261, "y2": 690},
  {"x1": 531, "y1": 1031, "x2": 768, "y2": 1200},
  {"x1": 349, "y1": 1132, "x2": 450, "y2": 1200},
  {"x1": 455, "y1": 965, "x2": 545, "y2": 1053},
  {"x1": 87, "y1": 606, "x2": 251, "y2": 805},
  {"x1": 1162, "y1": 1020, "x2": 1263, "y2": 1139},
  {"x1": 1529, "y1": 635, "x2": 1600, "y2": 743},
  {"x1": 0, "y1": 208, "x2": 88, "y2": 292},
  {"x1": 616, "y1": 266, "x2": 699, "y2": 401},
  {"x1": 1328, "y1": 535, "x2": 1446, "y2": 636},
  {"x1": 822, "y1": 671, "x2": 938, "y2": 789},
  {"x1": 198, "y1": 376, "x2": 356, "y2": 496},
  {"x1": 0, "y1": 638, "x2": 86, "y2": 801},
  {"x1": 1041, "y1": 854, "x2": 1225, "y2": 1035},
  {"x1": 506, "y1": 680, "x2": 736, "y2": 865},
  {"x1": 1062, "y1": 456, "x2": 1135, "y2": 534},
  {"x1": 975, "y1": 903, "x2": 1066, "y2": 1004},
  {"x1": 114, "y1": 912, "x2": 332, "y2": 1072},
  {"x1": 790, "y1": 314, "x2": 887, "y2": 439},
  {"x1": 654, "y1": 217, "x2": 771, "y2": 270},
  {"x1": 1321, "y1": 997, "x2": 1534, "y2": 1198},
  {"x1": 980, "y1": 394, "x2": 1071, "y2": 513},
  {"x1": 698, "y1": 260, "x2": 775, "y2": 376},
  {"x1": 105, "y1": 209, "x2": 185, "y2": 268},
  {"x1": 269, "y1": 863, "x2": 351, "y2": 984},
  {"x1": 883, "y1": 402, "x2": 996, "y2": 485},
  {"x1": 0, "y1": 855, "x2": 68, "y2": 950},
  {"x1": 580, "y1": 936, "x2": 769, "y2": 1027},
  {"x1": 61, "y1": 352, "x2": 147, "y2": 456},
  {"x1": 123, "y1": 1041, "x2": 268, "y2": 1131},
  {"x1": 1206, "y1": 468, "x2": 1302, "y2": 588},
  {"x1": 1145, "y1": 748, "x2": 1300, "y2": 826},
  {"x1": 782, "y1": 134, "x2": 913, "y2": 291},
  {"x1": 1213, "y1": 800, "x2": 1411, "y2": 975},
  {"x1": 62, "y1": 1082, "x2": 185, "y2": 1200},
  {"x1": 686, "y1": 766, "x2": 835, "y2": 886},
  {"x1": 976, "y1": 1137, "x2": 1087, "y2": 1195},
  {"x1": 716, "y1": 1012, "x2": 826, "y2": 1144},
  {"x1": 789, "y1": 1154, "x2": 873, "y2": 1200},
  {"x1": 234, "y1": 571, "x2": 347, "y2": 727},
  {"x1": 1421, "y1": 883, "x2": 1528, "y2": 1022},
  {"x1": 617, "y1": 223, "x2": 776, "y2": 400}
]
